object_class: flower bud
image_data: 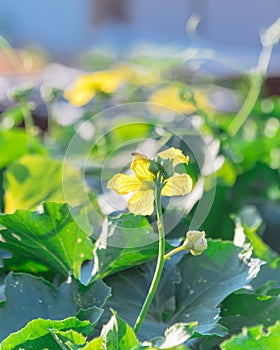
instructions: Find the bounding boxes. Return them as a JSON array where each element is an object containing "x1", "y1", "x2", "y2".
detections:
[{"x1": 183, "y1": 230, "x2": 207, "y2": 256}]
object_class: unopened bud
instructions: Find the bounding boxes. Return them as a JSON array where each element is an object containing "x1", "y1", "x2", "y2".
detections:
[{"x1": 183, "y1": 230, "x2": 207, "y2": 256}]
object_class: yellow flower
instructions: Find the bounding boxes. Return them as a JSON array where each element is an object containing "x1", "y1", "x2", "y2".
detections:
[
  {"x1": 149, "y1": 84, "x2": 210, "y2": 114},
  {"x1": 107, "y1": 148, "x2": 192, "y2": 216},
  {"x1": 116, "y1": 63, "x2": 160, "y2": 86},
  {"x1": 156, "y1": 147, "x2": 189, "y2": 166},
  {"x1": 64, "y1": 69, "x2": 123, "y2": 106}
]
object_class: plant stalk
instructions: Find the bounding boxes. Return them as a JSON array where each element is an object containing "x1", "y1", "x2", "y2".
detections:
[
  {"x1": 164, "y1": 245, "x2": 186, "y2": 261},
  {"x1": 228, "y1": 38, "x2": 274, "y2": 137},
  {"x1": 22, "y1": 102, "x2": 36, "y2": 150},
  {"x1": 133, "y1": 187, "x2": 166, "y2": 334}
]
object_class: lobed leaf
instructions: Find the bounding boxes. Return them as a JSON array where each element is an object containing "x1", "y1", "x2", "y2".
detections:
[
  {"x1": 220, "y1": 288, "x2": 280, "y2": 336},
  {"x1": 0, "y1": 272, "x2": 111, "y2": 341},
  {"x1": 103, "y1": 240, "x2": 251, "y2": 340},
  {"x1": 0, "y1": 202, "x2": 94, "y2": 279},
  {"x1": 221, "y1": 321, "x2": 280, "y2": 350},
  {"x1": 3, "y1": 155, "x2": 87, "y2": 213},
  {"x1": 0, "y1": 317, "x2": 92, "y2": 350},
  {"x1": 90, "y1": 213, "x2": 174, "y2": 282}
]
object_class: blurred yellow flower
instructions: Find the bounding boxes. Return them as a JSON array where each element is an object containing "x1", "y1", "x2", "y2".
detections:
[
  {"x1": 64, "y1": 69, "x2": 123, "y2": 106},
  {"x1": 107, "y1": 148, "x2": 192, "y2": 216},
  {"x1": 116, "y1": 63, "x2": 160, "y2": 86},
  {"x1": 149, "y1": 84, "x2": 210, "y2": 114}
]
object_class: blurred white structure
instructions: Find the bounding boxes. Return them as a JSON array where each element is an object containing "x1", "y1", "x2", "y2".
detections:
[{"x1": 0, "y1": 0, "x2": 279, "y2": 71}]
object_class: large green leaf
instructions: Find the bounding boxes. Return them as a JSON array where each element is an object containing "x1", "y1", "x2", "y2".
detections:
[
  {"x1": 220, "y1": 321, "x2": 280, "y2": 350},
  {"x1": 0, "y1": 202, "x2": 94, "y2": 279},
  {"x1": 103, "y1": 254, "x2": 181, "y2": 340},
  {"x1": 199, "y1": 285, "x2": 280, "y2": 349},
  {"x1": 3, "y1": 155, "x2": 87, "y2": 213},
  {"x1": 251, "y1": 263, "x2": 280, "y2": 289},
  {"x1": 220, "y1": 289, "x2": 280, "y2": 335},
  {"x1": 90, "y1": 214, "x2": 173, "y2": 282},
  {"x1": 169, "y1": 240, "x2": 252, "y2": 333},
  {"x1": 103, "y1": 241, "x2": 253, "y2": 341},
  {"x1": 0, "y1": 272, "x2": 111, "y2": 341},
  {"x1": 0, "y1": 317, "x2": 92, "y2": 350}
]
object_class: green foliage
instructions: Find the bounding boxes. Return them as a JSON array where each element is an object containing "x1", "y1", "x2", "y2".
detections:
[
  {"x1": 0, "y1": 202, "x2": 94, "y2": 279},
  {"x1": 103, "y1": 240, "x2": 251, "y2": 340},
  {"x1": 220, "y1": 288, "x2": 280, "y2": 335},
  {"x1": 221, "y1": 321, "x2": 280, "y2": 350},
  {"x1": 147, "y1": 322, "x2": 196, "y2": 348},
  {"x1": 3, "y1": 155, "x2": 87, "y2": 213},
  {"x1": 99, "y1": 311, "x2": 139, "y2": 350},
  {"x1": 1, "y1": 29, "x2": 280, "y2": 349},
  {"x1": 233, "y1": 206, "x2": 280, "y2": 267},
  {"x1": 0, "y1": 272, "x2": 110, "y2": 341},
  {"x1": 91, "y1": 213, "x2": 174, "y2": 281},
  {"x1": 0, "y1": 130, "x2": 44, "y2": 170},
  {"x1": 0, "y1": 317, "x2": 92, "y2": 350}
]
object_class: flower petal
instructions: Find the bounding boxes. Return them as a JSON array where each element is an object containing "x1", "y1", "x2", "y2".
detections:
[
  {"x1": 131, "y1": 157, "x2": 154, "y2": 181},
  {"x1": 158, "y1": 147, "x2": 189, "y2": 166},
  {"x1": 107, "y1": 174, "x2": 140, "y2": 194},
  {"x1": 128, "y1": 190, "x2": 155, "y2": 215},
  {"x1": 95, "y1": 70, "x2": 123, "y2": 93},
  {"x1": 64, "y1": 87, "x2": 96, "y2": 106},
  {"x1": 161, "y1": 173, "x2": 192, "y2": 196}
]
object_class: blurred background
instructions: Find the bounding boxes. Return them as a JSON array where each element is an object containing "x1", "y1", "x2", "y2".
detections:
[
  {"x1": 0, "y1": 0, "x2": 279, "y2": 70},
  {"x1": 0, "y1": 1, "x2": 280, "y2": 263}
]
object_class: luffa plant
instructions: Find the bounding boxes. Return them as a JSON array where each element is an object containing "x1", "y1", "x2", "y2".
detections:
[{"x1": 108, "y1": 147, "x2": 207, "y2": 333}]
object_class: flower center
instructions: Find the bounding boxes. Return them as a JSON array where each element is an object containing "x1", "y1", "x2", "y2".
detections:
[{"x1": 140, "y1": 180, "x2": 156, "y2": 191}]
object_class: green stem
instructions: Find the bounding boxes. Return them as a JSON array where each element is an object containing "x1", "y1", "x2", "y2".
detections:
[
  {"x1": 228, "y1": 41, "x2": 273, "y2": 137},
  {"x1": 164, "y1": 245, "x2": 186, "y2": 261},
  {"x1": 227, "y1": 73, "x2": 264, "y2": 137},
  {"x1": 22, "y1": 102, "x2": 36, "y2": 150},
  {"x1": 134, "y1": 187, "x2": 166, "y2": 334}
]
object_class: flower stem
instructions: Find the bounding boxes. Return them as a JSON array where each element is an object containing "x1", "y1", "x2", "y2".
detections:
[
  {"x1": 22, "y1": 102, "x2": 37, "y2": 150},
  {"x1": 164, "y1": 245, "x2": 186, "y2": 261},
  {"x1": 134, "y1": 187, "x2": 165, "y2": 334}
]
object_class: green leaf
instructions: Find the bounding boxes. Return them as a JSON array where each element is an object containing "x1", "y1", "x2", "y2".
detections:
[
  {"x1": 0, "y1": 272, "x2": 110, "y2": 341},
  {"x1": 0, "y1": 106, "x2": 25, "y2": 130},
  {"x1": 221, "y1": 321, "x2": 280, "y2": 350},
  {"x1": 3, "y1": 155, "x2": 87, "y2": 213},
  {"x1": 170, "y1": 241, "x2": 251, "y2": 335},
  {"x1": 233, "y1": 206, "x2": 280, "y2": 267},
  {"x1": 251, "y1": 263, "x2": 280, "y2": 289},
  {"x1": 0, "y1": 317, "x2": 92, "y2": 350},
  {"x1": 0, "y1": 202, "x2": 94, "y2": 279},
  {"x1": 90, "y1": 214, "x2": 174, "y2": 281},
  {"x1": 0, "y1": 130, "x2": 44, "y2": 170},
  {"x1": 0, "y1": 170, "x2": 4, "y2": 212},
  {"x1": 100, "y1": 310, "x2": 139, "y2": 350},
  {"x1": 50, "y1": 329, "x2": 87, "y2": 349},
  {"x1": 103, "y1": 254, "x2": 181, "y2": 340},
  {"x1": 104, "y1": 240, "x2": 252, "y2": 340},
  {"x1": 148, "y1": 322, "x2": 196, "y2": 348},
  {"x1": 205, "y1": 158, "x2": 237, "y2": 189},
  {"x1": 82, "y1": 336, "x2": 103, "y2": 349},
  {"x1": 220, "y1": 290, "x2": 280, "y2": 335}
]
